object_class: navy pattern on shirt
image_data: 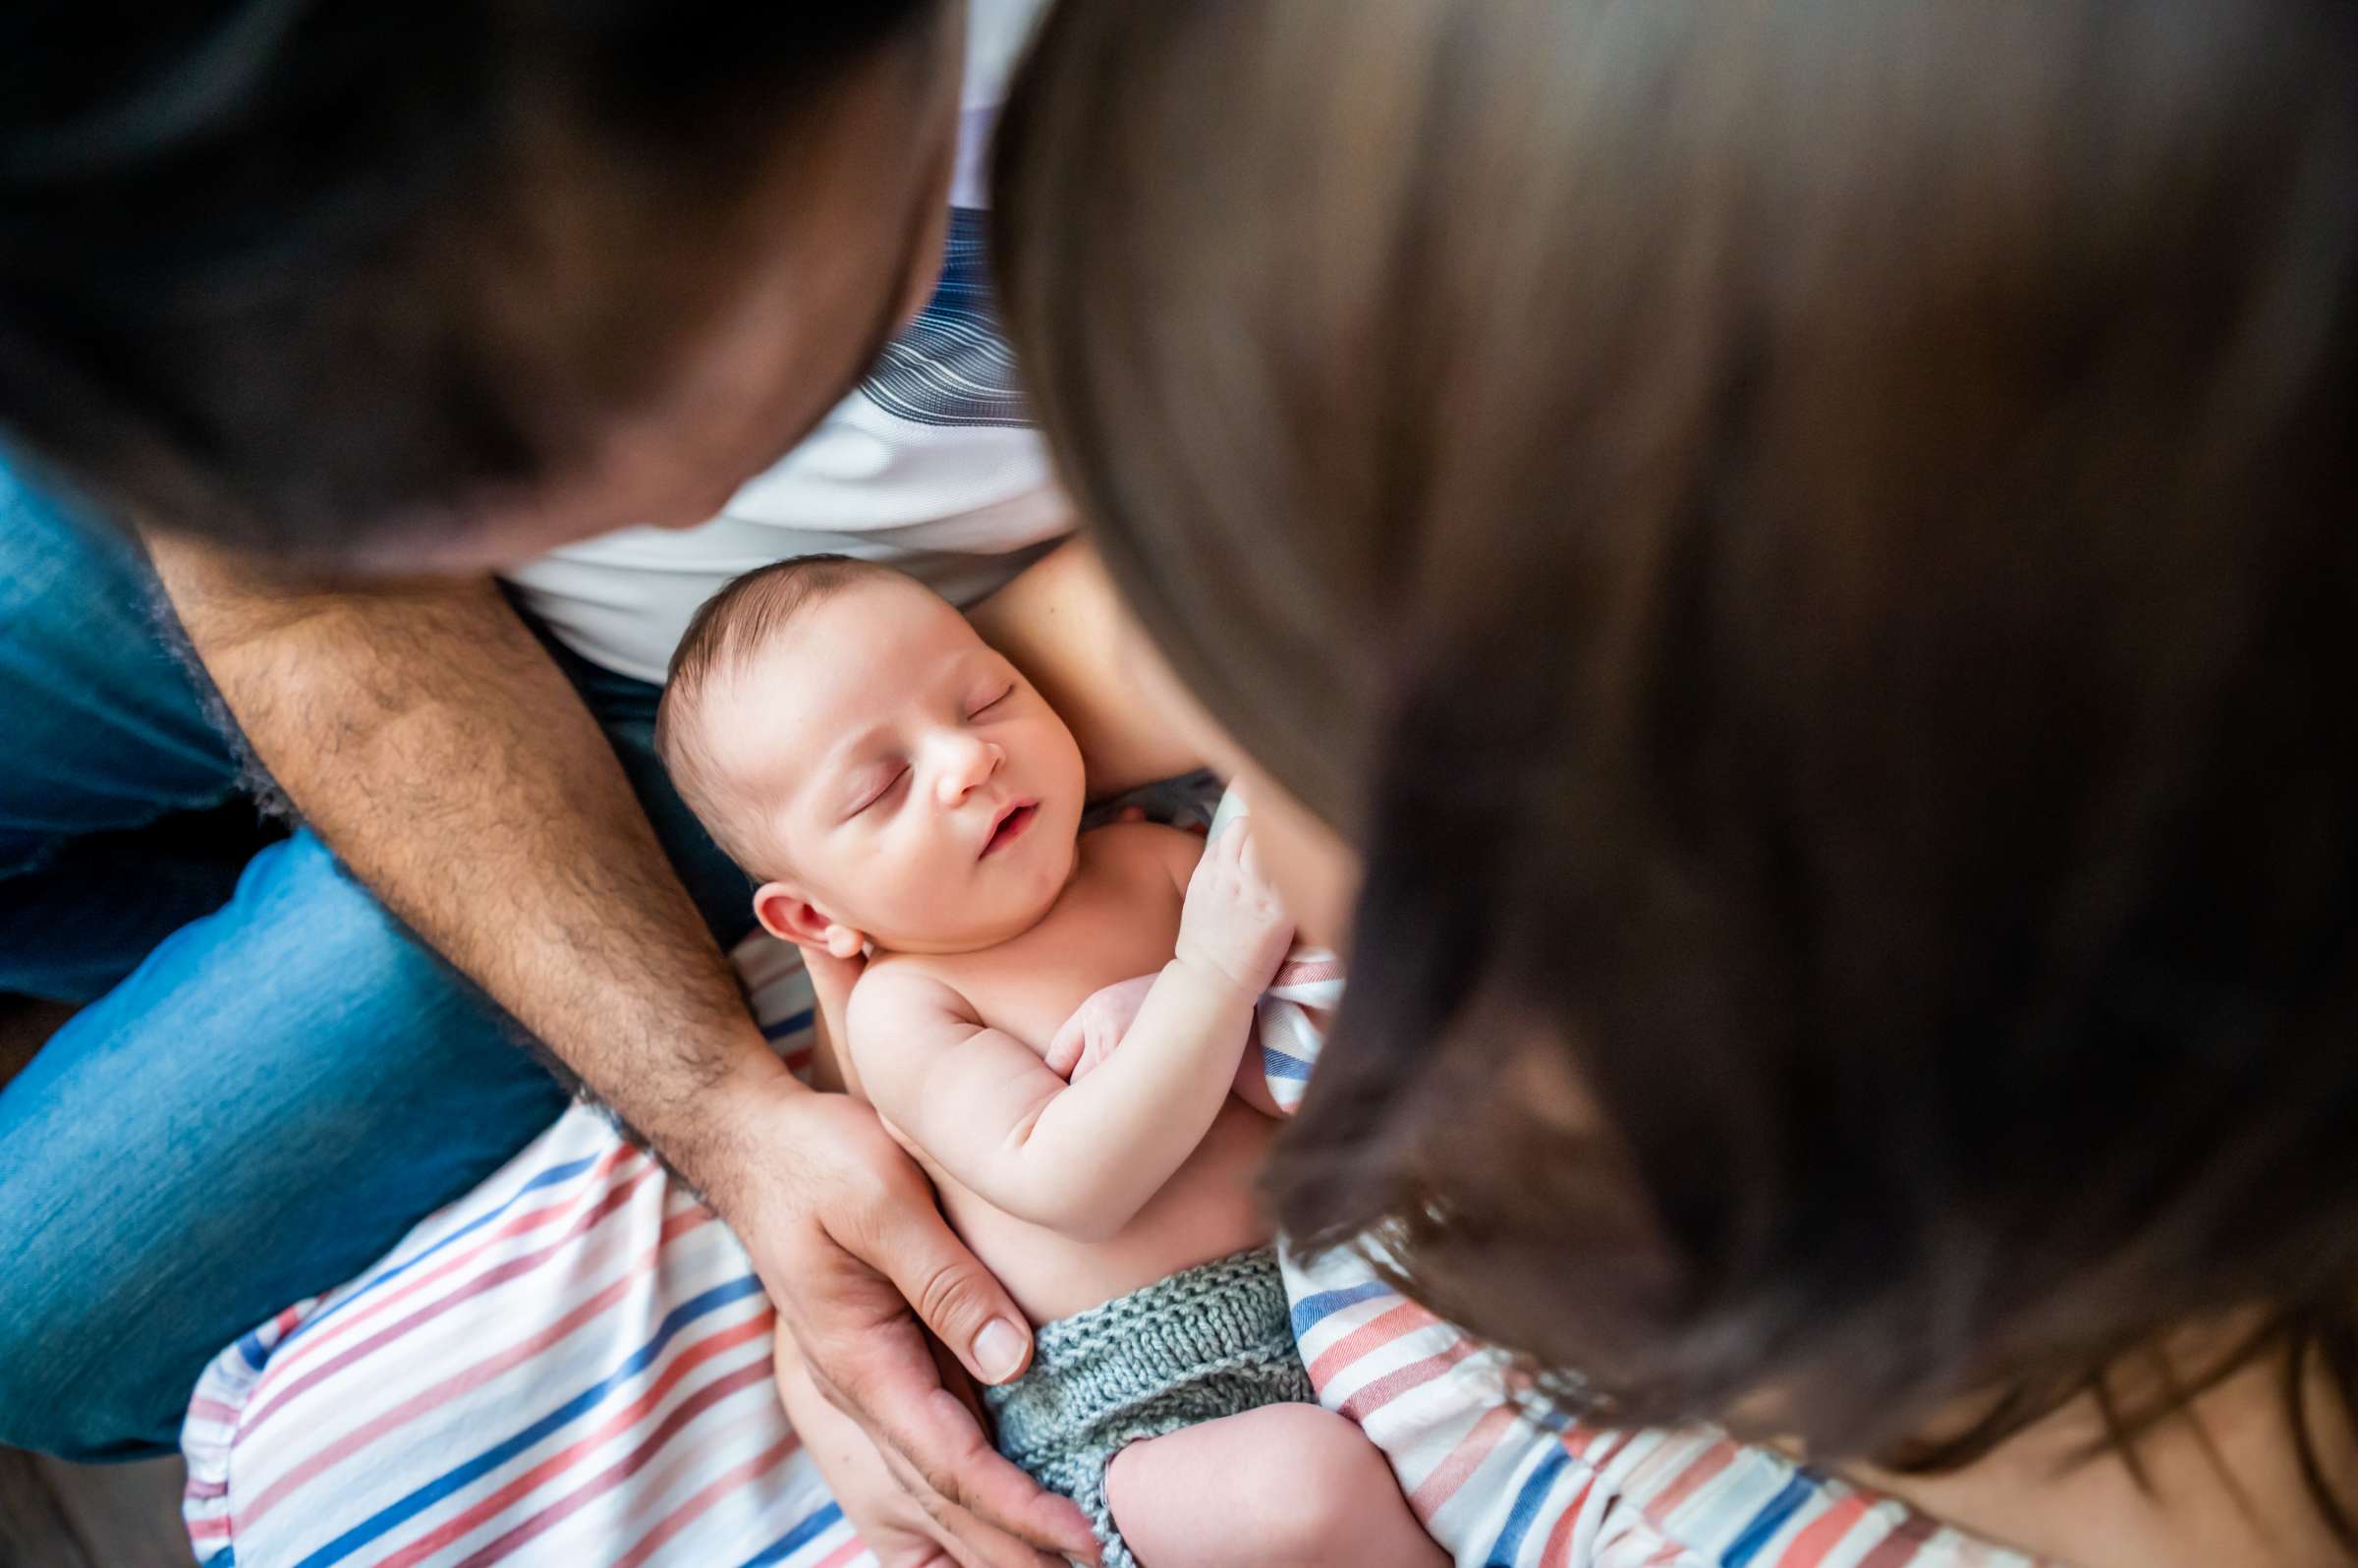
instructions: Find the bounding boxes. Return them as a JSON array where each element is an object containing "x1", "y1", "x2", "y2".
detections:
[{"x1": 860, "y1": 207, "x2": 1030, "y2": 428}]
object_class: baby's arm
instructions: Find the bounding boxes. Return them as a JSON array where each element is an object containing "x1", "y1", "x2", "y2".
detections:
[
  {"x1": 849, "y1": 824, "x2": 1291, "y2": 1242},
  {"x1": 1046, "y1": 972, "x2": 1289, "y2": 1118}
]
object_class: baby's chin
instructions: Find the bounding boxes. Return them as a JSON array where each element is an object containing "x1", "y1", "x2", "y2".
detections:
[{"x1": 870, "y1": 837, "x2": 1079, "y2": 956}]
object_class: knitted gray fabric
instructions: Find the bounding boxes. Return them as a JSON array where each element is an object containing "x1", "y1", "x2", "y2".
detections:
[{"x1": 982, "y1": 1247, "x2": 1314, "y2": 1567}]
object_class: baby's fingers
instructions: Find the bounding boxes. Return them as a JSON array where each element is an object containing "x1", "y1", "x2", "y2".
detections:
[{"x1": 1042, "y1": 1011, "x2": 1088, "y2": 1079}]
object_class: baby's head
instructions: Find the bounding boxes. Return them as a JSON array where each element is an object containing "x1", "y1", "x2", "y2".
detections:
[{"x1": 657, "y1": 556, "x2": 1086, "y2": 957}]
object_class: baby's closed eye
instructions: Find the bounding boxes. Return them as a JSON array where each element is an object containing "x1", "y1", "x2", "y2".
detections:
[{"x1": 846, "y1": 764, "x2": 908, "y2": 817}]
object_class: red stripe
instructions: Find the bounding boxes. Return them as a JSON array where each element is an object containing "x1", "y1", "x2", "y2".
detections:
[
  {"x1": 1337, "y1": 1339, "x2": 1479, "y2": 1424},
  {"x1": 448, "y1": 1360, "x2": 779, "y2": 1568},
  {"x1": 1629, "y1": 1437, "x2": 1738, "y2": 1521},
  {"x1": 374, "y1": 1314, "x2": 777, "y2": 1568},
  {"x1": 188, "y1": 1518, "x2": 231, "y2": 1540},
  {"x1": 1538, "y1": 1463, "x2": 1604, "y2": 1567},
  {"x1": 272, "y1": 1145, "x2": 641, "y2": 1378},
  {"x1": 1849, "y1": 1508, "x2": 1939, "y2": 1568},
  {"x1": 238, "y1": 1209, "x2": 719, "y2": 1528},
  {"x1": 1780, "y1": 1492, "x2": 1873, "y2": 1566},
  {"x1": 1306, "y1": 1301, "x2": 1441, "y2": 1388},
  {"x1": 187, "y1": 1396, "x2": 241, "y2": 1425},
  {"x1": 1273, "y1": 957, "x2": 1345, "y2": 987},
  {"x1": 609, "y1": 1428, "x2": 804, "y2": 1568},
  {"x1": 1408, "y1": 1401, "x2": 1521, "y2": 1522},
  {"x1": 240, "y1": 1163, "x2": 665, "y2": 1435},
  {"x1": 808, "y1": 1538, "x2": 869, "y2": 1568}
]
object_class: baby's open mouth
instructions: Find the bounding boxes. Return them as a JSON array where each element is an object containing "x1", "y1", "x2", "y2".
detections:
[{"x1": 982, "y1": 801, "x2": 1039, "y2": 858}]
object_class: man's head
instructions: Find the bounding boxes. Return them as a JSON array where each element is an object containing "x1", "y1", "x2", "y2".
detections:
[
  {"x1": 0, "y1": 1, "x2": 962, "y2": 571},
  {"x1": 657, "y1": 557, "x2": 1086, "y2": 957}
]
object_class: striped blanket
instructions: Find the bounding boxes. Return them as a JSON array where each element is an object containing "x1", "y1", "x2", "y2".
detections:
[{"x1": 183, "y1": 933, "x2": 2040, "y2": 1567}]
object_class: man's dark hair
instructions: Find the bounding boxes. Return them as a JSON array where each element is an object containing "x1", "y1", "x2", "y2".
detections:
[{"x1": 0, "y1": 1, "x2": 933, "y2": 555}]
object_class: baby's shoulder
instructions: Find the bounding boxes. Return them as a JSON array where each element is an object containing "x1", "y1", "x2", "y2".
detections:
[
  {"x1": 846, "y1": 954, "x2": 981, "y2": 1046},
  {"x1": 1079, "y1": 817, "x2": 1204, "y2": 891}
]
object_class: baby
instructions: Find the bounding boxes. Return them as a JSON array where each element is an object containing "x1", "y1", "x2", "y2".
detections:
[{"x1": 656, "y1": 556, "x2": 1440, "y2": 1568}]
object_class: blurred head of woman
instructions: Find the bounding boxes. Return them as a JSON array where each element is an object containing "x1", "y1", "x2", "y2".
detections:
[{"x1": 997, "y1": 0, "x2": 2358, "y2": 1539}]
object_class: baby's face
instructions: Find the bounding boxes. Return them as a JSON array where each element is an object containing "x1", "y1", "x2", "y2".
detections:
[{"x1": 706, "y1": 575, "x2": 1087, "y2": 954}]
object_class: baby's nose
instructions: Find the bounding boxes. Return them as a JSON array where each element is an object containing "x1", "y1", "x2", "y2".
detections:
[{"x1": 935, "y1": 736, "x2": 1003, "y2": 805}]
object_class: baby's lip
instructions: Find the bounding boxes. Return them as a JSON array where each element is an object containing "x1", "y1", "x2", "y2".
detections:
[{"x1": 981, "y1": 798, "x2": 1039, "y2": 859}]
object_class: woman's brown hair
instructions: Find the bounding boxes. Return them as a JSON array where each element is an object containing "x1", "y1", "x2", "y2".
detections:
[{"x1": 996, "y1": 0, "x2": 2358, "y2": 1539}]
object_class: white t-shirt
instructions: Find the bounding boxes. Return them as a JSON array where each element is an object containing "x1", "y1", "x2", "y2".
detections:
[{"x1": 502, "y1": 0, "x2": 1061, "y2": 685}]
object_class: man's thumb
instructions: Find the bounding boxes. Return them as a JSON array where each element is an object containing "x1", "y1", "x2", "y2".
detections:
[{"x1": 883, "y1": 1207, "x2": 1033, "y2": 1387}]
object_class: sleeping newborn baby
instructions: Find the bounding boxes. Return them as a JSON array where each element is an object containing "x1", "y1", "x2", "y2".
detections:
[{"x1": 655, "y1": 556, "x2": 1440, "y2": 1568}]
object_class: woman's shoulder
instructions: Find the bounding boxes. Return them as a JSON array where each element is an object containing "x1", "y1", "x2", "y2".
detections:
[{"x1": 1841, "y1": 1344, "x2": 2352, "y2": 1567}]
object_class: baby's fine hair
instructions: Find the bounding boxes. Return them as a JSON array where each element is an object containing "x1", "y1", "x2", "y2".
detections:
[{"x1": 654, "y1": 553, "x2": 909, "y2": 876}]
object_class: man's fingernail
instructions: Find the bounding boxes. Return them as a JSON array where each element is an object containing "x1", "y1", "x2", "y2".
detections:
[{"x1": 974, "y1": 1318, "x2": 1027, "y2": 1383}]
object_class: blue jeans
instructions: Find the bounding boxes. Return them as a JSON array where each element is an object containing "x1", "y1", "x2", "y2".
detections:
[{"x1": 0, "y1": 458, "x2": 755, "y2": 1459}]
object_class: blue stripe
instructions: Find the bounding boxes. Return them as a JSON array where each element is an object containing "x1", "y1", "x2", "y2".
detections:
[
  {"x1": 1721, "y1": 1472, "x2": 1814, "y2": 1566},
  {"x1": 760, "y1": 1009, "x2": 814, "y2": 1042},
  {"x1": 272, "y1": 1152, "x2": 604, "y2": 1355},
  {"x1": 739, "y1": 1501, "x2": 845, "y2": 1567},
  {"x1": 1261, "y1": 1046, "x2": 1316, "y2": 1081},
  {"x1": 237, "y1": 1329, "x2": 269, "y2": 1372},
  {"x1": 201, "y1": 1549, "x2": 235, "y2": 1568},
  {"x1": 1289, "y1": 1280, "x2": 1391, "y2": 1336},
  {"x1": 292, "y1": 1273, "x2": 764, "y2": 1568},
  {"x1": 1485, "y1": 1445, "x2": 1573, "y2": 1566}
]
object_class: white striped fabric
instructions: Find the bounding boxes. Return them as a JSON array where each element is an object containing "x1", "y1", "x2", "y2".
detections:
[{"x1": 185, "y1": 930, "x2": 2039, "y2": 1567}]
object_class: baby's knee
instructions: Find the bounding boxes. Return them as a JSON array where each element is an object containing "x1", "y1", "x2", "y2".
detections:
[{"x1": 1243, "y1": 1404, "x2": 1415, "y2": 1556}]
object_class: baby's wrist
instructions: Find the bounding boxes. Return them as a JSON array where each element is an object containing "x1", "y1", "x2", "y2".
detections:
[{"x1": 1165, "y1": 950, "x2": 1263, "y2": 1010}]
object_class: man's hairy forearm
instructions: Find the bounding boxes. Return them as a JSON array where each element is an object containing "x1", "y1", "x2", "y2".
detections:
[{"x1": 148, "y1": 536, "x2": 791, "y2": 1190}]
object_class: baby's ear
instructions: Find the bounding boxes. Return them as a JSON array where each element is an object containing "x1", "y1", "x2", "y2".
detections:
[{"x1": 753, "y1": 882, "x2": 867, "y2": 958}]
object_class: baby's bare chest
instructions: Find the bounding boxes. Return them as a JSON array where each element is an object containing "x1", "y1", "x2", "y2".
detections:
[{"x1": 933, "y1": 842, "x2": 1187, "y2": 1049}]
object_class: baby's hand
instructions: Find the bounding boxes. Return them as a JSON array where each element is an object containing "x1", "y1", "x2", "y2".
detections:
[
  {"x1": 1043, "y1": 973, "x2": 1157, "y2": 1082},
  {"x1": 1175, "y1": 819, "x2": 1295, "y2": 996}
]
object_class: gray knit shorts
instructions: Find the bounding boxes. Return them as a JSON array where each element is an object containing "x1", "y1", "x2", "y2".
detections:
[{"x1": 981, "y1": 1247, "x2": 1316, "y2": 1567}]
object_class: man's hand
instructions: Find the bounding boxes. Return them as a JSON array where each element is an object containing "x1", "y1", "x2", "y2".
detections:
[
  {"x1": 714, "y1": 951, "x2": 1095, "y2": 1566},
  {"x1": 774, "y1": 1323, "x2": 1071, "y2": 1568}
]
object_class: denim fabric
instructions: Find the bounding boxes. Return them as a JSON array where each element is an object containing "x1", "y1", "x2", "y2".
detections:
[
  {"x1": 0, "y1": 475, "x2": 260, "y2": 1000},
  {"x1": 0, "y1": 456, "x2": 754, "y2": 1458}
]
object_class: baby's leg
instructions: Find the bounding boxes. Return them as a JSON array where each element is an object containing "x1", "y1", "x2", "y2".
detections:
[{"x1": 1104, "y1": 1402, "x2": 1446, "y2": 1567}]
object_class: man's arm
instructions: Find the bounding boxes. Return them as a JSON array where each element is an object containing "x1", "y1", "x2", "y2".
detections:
[
  {"x1": 148, "y1": 540, "x2": 785, "y2": 1185},
  {"x1": 145, "y1": 536, "x2": 1095, "y2": 1568}
]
